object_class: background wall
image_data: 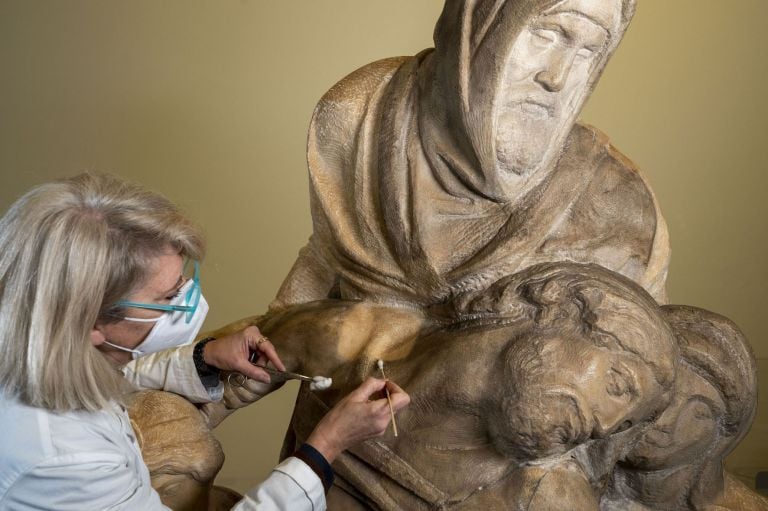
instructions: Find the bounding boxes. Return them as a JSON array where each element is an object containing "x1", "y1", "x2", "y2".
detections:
[{"x1": 1, "y1": 0, "x2": 765, "y2": 493}]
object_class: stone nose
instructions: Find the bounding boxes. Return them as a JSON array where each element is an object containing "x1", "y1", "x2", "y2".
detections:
[
  {"x1": 534, "y1": 49, "x2": 577, "y2": 92},
  {"x1": 592, "y1": 407, "x2": 629, "y2": 438}
]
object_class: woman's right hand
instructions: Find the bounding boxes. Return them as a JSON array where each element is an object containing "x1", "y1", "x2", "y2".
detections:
[{"x1": 306, "y1": 377, "x2": 410, "y2": 463}]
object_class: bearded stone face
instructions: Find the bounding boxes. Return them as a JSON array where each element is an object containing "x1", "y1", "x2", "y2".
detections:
[{"x1": 494, "y1": 0, "x2": 622, "y2": 176}]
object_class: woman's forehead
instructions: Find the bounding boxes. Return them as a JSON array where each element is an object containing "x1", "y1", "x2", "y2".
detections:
[{"x1": 144, "y1": 250, "x2": 184, "y2": 293}]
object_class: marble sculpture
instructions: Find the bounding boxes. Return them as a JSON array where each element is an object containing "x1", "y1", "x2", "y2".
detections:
[{"x1": 129, "y1": 1, "x2": 767, "y2": 509}]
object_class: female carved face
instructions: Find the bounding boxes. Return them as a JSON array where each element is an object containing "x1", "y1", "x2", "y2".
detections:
[
  {"x1": 624, "y1": 365, "x2": 724, "y2": 470},
  {"x1": 492, "y1": 333, "x2": 662, "y2": 459}
]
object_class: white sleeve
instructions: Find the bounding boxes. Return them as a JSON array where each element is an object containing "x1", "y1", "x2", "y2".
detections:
[
  {"x1": 121, "y1": 343, "x2": 223, "y2": 403},
  {"x1": 2, "y1": 452, "x2": 170, "y2": 511},
  {"x1": 3, "y1": 454, "x2": 325, "y2": 511},
  {"x1": 233, "y1": 457, "x2": 327, "y2": 511}
]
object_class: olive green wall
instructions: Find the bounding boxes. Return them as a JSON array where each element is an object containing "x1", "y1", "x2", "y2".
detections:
[{"x1": 1, "y1": 0, "x2": 765, "y2": 493}]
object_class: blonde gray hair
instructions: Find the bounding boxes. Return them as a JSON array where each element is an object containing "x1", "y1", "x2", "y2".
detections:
[{"x1": 0, "y1": 172, "x2": 205, "y2": 411}]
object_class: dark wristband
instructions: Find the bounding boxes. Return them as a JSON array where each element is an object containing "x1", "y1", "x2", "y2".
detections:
[
  {"x1": 193, "y1": 337, "x2": 221, "y2": 383},
  {"x1": 293, "y1": 443, "x2": 335, "y2": 494}
]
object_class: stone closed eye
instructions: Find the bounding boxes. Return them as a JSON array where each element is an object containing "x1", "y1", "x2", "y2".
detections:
[
  {"x1": 554, "y1": 425, "x2": 573, "y2": 444},
  {"x1": 692, "y1": 402, "x2": 714, "y2": 420},
  {"x1": 532, "y1": 28, "x2": 558, "y2": 44},
  {"x1": 606, "y1": 368, "x2": 633, "y2": 397}
]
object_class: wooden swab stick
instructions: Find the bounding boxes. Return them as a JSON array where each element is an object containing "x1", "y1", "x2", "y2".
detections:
[{"x1": 377, "y1": 359, "x2": 398, "y2": 437}]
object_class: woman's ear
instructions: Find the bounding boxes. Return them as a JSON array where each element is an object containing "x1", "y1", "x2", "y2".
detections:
[{"x1": 90, "y1": 325, "x2": 107, "y2": 346}]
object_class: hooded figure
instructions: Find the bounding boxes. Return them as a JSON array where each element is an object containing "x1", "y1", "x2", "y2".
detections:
[{"x1": 273, "y1": 0, "x2": 670, "y2": 312}]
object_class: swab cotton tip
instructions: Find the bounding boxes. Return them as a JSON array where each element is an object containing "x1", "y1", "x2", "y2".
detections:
[
  {"x1": 310, "y1": 376, "x2": 332, "y2": 391},
  {"x1": 375, "y1": 359, "x2": 398, "y2": 437}
]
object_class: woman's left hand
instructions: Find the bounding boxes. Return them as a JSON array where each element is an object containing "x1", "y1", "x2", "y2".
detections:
[{"x1": 201, "y1": 325, "x2": 286, "y2": 383}]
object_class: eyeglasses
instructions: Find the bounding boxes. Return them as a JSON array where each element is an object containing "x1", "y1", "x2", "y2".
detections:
[{"x1": 116, "y1": 260, "x2": 201, "y2": 323}]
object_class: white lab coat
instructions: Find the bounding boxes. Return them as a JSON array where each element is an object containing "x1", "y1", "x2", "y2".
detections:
[{"x1": 0, "y1": 343, "x2": 326, "y2": 510}]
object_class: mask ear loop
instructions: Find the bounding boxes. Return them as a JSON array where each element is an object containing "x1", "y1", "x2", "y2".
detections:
[
  {"x1": 120, "y1": 315, "x2": 164, "y2": 323},
  {"x1": 102, "y1": 340, "x2": 143, "y2": 356}
]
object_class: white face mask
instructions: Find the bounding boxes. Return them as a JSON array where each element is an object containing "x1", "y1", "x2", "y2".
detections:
[{"x1": 103, "y1": 279, "x2": 209, "y2": 359}]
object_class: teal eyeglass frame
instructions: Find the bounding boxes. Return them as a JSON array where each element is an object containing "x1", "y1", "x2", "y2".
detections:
[{"x1": 116, "y1": 260, "x2": 201, "y2": 324}]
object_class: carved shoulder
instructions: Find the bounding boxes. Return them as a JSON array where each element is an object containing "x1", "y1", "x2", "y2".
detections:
[
  {"x1": 320, "y1": 57, "x2": 409, "y2": 105},
  {"x1": 562, "y1": 123, "x2": 659, "y2": 262},
  {"x1": 309, "y1": 57, "x2": 409, "y2": 143},
  {"x1": 575, "y1": 123, "x2": 657, "y2": 226}
]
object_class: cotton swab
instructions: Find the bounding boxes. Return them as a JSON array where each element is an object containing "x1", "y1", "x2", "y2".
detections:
[{"x1": 377, "y1": 359, "x2": 398, "y2": 437}]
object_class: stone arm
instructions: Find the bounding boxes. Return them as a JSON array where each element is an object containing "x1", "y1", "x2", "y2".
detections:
[
  {"x1": 635, "y1": 164, "x2": 671, "y2": 304},
  {"x1": 192, "y1": 303, "x2": 346, "y2": 429},
  {"x1": 197, "y1": 301, "x2": 425, "y2": 429}
]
